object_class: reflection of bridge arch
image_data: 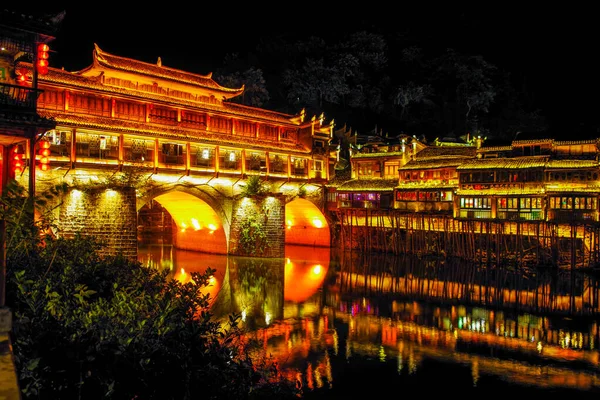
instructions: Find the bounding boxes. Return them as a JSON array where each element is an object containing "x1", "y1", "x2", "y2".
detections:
[
  {"x1": 285, "y1": 198, "x2": 330, "y2": 247},
  {"x1": 139, "y1": 186, "x2": 230, "y2": 254}
]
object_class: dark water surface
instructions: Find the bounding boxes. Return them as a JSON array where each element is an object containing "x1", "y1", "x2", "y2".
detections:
[{"x1": 138, "y1": 239, "x2": 600, "y2": 398}]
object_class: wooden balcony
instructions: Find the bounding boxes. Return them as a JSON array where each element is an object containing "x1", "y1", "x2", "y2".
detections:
[{"x1": 0, "y1": 83, "x2": 38, "y2": 111}]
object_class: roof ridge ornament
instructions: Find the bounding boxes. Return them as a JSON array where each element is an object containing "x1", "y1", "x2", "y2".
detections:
[{"x1": 157, "y1": 57, "x2": 162, "y2": 67}]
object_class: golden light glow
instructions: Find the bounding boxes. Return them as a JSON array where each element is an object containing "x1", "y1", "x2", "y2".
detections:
[
  {"x1": 191, "y1": 218, "x2": 201, "y2": 230},
  {"x1": 265, "y1": 312, "x2": 272, "y2": 326},
  {"x1": 152, "y1": 191, "x2": 221, "y2": 234},
  {"x1": 285, "y1": 198, "x2": 330, "y2": 246}
]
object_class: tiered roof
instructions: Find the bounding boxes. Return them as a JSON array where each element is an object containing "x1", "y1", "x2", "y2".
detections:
[
  {"x1": 76, "y1": 44, "x2": 244, "y2": 99},
  {"x1": 35, "y1": 45, "x2": 320, "y2": 129},
  {"x1": 39, "y1": 65, "x2": 299, "y2": 126}
]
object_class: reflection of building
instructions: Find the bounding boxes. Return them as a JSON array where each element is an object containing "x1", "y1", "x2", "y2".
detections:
[{"x1": 334, "y1": 299, "x2": 600, "y2": 391}]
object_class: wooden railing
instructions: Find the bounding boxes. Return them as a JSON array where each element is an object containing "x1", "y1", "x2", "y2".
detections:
[{"x1": 0, "y1": 83, "x2": 39, "y2": 110}]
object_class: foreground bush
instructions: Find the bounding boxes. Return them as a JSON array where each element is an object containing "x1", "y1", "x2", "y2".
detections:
[{"x1": 2, "y1": 182, "x2": 300, "y2": 399}]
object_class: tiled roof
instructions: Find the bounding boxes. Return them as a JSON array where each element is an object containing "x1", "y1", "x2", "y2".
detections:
[
  {"x1": 89, "y1": 44, "x2": 243, "y2": 96},
  {"x1": 396, "y1": 182, "x2": 455, "y2": 190},
  {"x1": 545, "y1": 186, "x2": 600, "y2": 193},
  {"x1": 458, "y1": 157, "x2": 599, "y2": 170},
  {"x1": 39, "y1": 66, "x2": 296, "y2": 125},
  {"x1": 399, "y1": 157, "x2": 471, "y2": 170},
  {"x1": 224, "y1": 102, "x2": 302, "y2": 125},
  {"x1": 457, "y1": 188, "x2": 545, "y2": 196},
  {"x1": 38, "y1": 111, "x2": 309, "y2": 154},
  {"x1": 478, "y1": 145, "x2": 512, "y2": 152},
  {"x1": 337, "y1": 179, "x2": 397, "y2": 191},
  {"x1": 416, "y1": 146, "x2": 477, "y2": 158},
  {"x1": 352, "y1": 151, "x2": 406, "y2": 158},
  {"x1": 546, "y1": 159, "x2": 599, "y2": 168},
  {"x1": 457, "y1": 156, "x2": 549, "y2": 170},
  {"x1": 513, "y1": 139, "x2": 554, "y2": 145},
  {"x1": 554, "y1": 139, "x2": 599, "y2": 146}
]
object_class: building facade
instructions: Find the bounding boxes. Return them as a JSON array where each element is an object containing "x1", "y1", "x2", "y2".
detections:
[
  {"x1": 11, "y1": 44, "x2": 334, "y2": 189},
  {"x1": 332, "y1": 134, "x2": 600, "y2": 224}
]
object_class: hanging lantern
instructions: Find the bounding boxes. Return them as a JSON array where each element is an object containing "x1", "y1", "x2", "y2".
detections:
[{"x1": 37, "y1": 140, "x2": 51, "y2": 171}]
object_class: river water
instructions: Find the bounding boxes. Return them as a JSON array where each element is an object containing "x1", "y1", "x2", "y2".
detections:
[{"x1": 138, "y1": 237, "x2": 600, "y2": 398}]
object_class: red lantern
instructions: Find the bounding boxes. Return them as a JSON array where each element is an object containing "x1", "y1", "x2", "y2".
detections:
[
  {"x1": 37, "y1": 140, "x2": 51, "y2": 171},
  {"x1": 16, "y1": 67, "x2": 29, "y2": 85},
  {"x1": 10, "y1": 145, "x2": 25, "y2": 177},
  {"x1": 37, "y1": 43, "x2": 50, "y2": 75}
]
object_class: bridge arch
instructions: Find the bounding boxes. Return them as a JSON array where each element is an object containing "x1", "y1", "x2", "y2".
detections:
[
  {"x1": 284, "y1": 197, "x2": 330, "y2": 247},
  {"x1": 138, "y1": 186, "x2": 231, "y2": 254}
]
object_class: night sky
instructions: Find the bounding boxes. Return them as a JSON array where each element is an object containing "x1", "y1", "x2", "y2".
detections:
[{"x1": 26, "y1": 5, "x2": 600, "y2": 140}]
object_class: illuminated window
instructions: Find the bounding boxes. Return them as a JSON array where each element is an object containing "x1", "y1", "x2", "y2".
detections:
[
  {"x1": 202, "y1": 149, "x2": 209, "y2": 159},
  {"x1": 461, "y1": 197, "x2": 491, "y2": 209},
  {"x1": 229, "y1": 152, "x2": 236, "y2": 162}
]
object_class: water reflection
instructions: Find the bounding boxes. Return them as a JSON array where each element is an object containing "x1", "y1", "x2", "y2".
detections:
[
  {"x1": 138, "y1": 241, "x2": 330, "y2": 328},
  {"x1": 138, "y1": 241, "x2": 600, "y2": 397}
]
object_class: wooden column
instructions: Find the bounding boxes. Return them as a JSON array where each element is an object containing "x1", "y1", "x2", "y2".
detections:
[{"x1": 0, "y1": 145, "x2": 8, "y2": 308}]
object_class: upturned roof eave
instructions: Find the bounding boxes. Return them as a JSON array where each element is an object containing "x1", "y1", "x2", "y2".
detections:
[{"x1": 88, "y1": 44, "x2": 244, "y2": 98}]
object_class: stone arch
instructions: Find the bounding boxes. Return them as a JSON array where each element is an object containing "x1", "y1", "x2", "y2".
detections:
[
  {"x1": 284, "y1": 197, "x2": 331, "y2": 247},
  {"x1": 138, "y1": 185, "x2": 233, "y2": 254}
]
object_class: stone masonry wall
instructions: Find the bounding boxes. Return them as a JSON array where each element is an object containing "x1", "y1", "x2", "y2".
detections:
[
  {"x1": 58, "y1": 187, "x2": 138, "y2": 261},
  {"x1": 229, "y1": 194, "x2": 285, "y2": 258}
]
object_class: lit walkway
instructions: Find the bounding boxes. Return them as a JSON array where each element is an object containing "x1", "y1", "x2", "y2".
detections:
[{"x1": 0, "y1": 331, "x2": 20, "y2": 400}]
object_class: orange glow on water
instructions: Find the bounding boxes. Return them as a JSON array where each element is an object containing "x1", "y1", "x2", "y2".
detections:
[
  {"x1": 173, "y1": 262, "x2": 224, "y2": 303},
  {"x1": 284, "y1": 245, "x2": 330, "y2": 303}
]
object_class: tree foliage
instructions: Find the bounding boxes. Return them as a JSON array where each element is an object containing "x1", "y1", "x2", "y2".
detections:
[
  {"x1": 2, "y1": 181, "x2": 299, "y2": 400},
  {"x1": 214, "y1": 27, "x2": 547, "y2": 141},
  {"x1": 239, "y1": 175, "x2": 270, "y2": 197},
  {"x1": 214, "y1": 56, "x2": 270, "y2": 107}
]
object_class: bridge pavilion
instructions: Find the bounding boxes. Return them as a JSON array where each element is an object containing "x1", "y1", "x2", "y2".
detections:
[{"x1": 8, "y1": 43, "x2": 336, "y2": 259}]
